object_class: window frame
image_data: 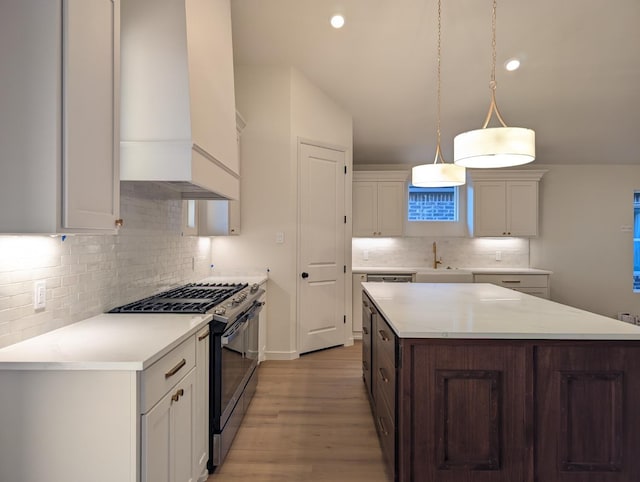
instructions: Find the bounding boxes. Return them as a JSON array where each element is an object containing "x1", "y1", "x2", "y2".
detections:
[{"x1": 403, "y1": 181, "x2": 467, "y2": 237}]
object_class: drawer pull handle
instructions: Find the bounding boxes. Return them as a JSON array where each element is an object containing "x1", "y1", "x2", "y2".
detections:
[
  {"x1": 379, "y1": 367, "x2": 389, "y2": 383},
  {"x1": 198, "y1": 330, "x2": 210, "y2": 341},
  {"x1": 502, "y1": 280, "x2": 521, "y2": 284},
  {"x1": 362, "y1": 326, "x2": 369, "y2": 335},
  {"x1": 378, "y1": 330, "x2": 389, "y2": 342},
  {"x1": 378, "y1": 417, "x2": 389, "y2": 436},
  {"x1": 165, "y1": 358, "x2": 186, "y2": 379},
  {"x1": 171, "y1": 388, "x2": 184, "y2": 402}
]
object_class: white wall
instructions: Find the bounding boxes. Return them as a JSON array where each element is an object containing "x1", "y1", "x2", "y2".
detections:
[
  {"x1": 530, "y1": 164, "x2": 640, "y2": 318},
  {"x1": 0, "y1": 182, "x2": 213, "y2": 349},
  {"x1": 211, "y1": 65, "x2": 352, "y2": 359}
]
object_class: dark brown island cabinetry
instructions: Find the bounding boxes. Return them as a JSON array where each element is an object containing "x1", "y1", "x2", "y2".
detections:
[{"x1": 363, "y1": 292, "x2": 640, "y2": 482}]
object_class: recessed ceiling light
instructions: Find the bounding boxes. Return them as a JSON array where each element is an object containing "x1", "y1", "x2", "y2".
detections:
[
  {"x1": 330, "y1": 14, "x2": 345, "y2": 29},
  {"x1": 504, "y1": 58, "x2": 521, "y2": 71}
]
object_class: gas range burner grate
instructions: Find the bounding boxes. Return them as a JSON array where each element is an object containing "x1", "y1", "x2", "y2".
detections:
[{"x1": 109, "y1": 283, "x2": 247, "y2": 314}]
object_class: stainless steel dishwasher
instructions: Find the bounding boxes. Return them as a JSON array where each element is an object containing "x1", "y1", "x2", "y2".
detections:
[{"x1": 366, "y1": 273, "x2": 414, "y2": 283}]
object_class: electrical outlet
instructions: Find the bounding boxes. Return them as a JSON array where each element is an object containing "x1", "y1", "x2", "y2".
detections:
[
  {"x1": 363, "y1": 250, "x2": 369, "y2": 260},
  {"x1": 34, "y1": 280, "x2": 46, "y2": 310},
  {"x1": 276, "y1": 232, "x2": 285, "y2": 244},
  {"x1": 495, "y1": 251, "x2": 502, "y2": 261}
]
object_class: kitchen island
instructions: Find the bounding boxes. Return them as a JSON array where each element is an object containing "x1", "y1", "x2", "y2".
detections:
[{"x1": 362, "y1": 282, "x2": 640, "y2": 482}]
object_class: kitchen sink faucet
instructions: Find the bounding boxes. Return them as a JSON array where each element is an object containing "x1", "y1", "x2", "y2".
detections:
[{"x1": 433, "y1": 241, "x2": 442, "y2": 269}]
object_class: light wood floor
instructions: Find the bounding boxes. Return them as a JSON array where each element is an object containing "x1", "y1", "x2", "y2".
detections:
[{"x1": 208, "y1": 342, "x2": 391, "y2": 482}]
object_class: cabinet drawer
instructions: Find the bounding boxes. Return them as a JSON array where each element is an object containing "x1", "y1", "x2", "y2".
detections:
[
  {"x1": 141, "y1": 335, "x2": 196, "y2": 413},
  {"x1": 375, "y1": 382, "x2": 396, "y2": 480},
  {"x1": 374, "y1": 315, "x2": 396, "y2": 371},
  {"x1": 513, "y1": 287, "x2": 550, "y2": 299},
  {"x1": 375, "y1": 348, "x2": 396, "y2": 417},
  {"x1": 474, "y1": 274, "x2": 548, "y2": 288}
]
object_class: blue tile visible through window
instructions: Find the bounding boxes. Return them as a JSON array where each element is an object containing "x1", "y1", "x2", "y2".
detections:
[
  {"x1": 408, "y1": 185, "x2": 458, "y2": 222},
  {"x1": 634, "y1": 191, "x2": 640, "y2": 292}
]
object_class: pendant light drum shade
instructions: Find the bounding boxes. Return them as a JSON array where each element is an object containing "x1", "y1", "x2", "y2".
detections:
[
  {"x1": 412, "y1": 163, "x2": 466, "y2": 187},
  {"x1": 454, "y1": 126, "x2": 535, "y2": 168}
]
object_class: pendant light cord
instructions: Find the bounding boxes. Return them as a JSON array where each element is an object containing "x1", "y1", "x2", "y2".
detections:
[
  {"x1": 433, "y1": 0, "x2": 445, "y2": 164},
  {"x1": 481, "y1": 0, "x2": 508, "y2": 129}
]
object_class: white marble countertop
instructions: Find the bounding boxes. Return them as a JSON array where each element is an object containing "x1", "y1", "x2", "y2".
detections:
[
  {"x1": 0, "y1": 313, "x2": 211, "y2": 371},
  {"x1": 363, "y1": 282, "x2": 640, "y2": 339}
]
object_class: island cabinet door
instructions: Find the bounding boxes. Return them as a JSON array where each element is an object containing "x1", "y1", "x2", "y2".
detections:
[
  {"x1": 535, "y1": 344, "x2": 640, "y2": 482},
  {"x1": 397, "y1": 341, "x2": 532, "y2": 482}
]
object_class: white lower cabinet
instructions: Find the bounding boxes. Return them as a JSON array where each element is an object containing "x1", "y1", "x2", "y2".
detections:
[
  {"x1": 142, "y1": 368, "x2": 196, "y2": 482},
  {"x1": 474, "y1": 273, "x2": 550, "y2": 299},
  {"x1": 0, "y1": 329, "x2": 209, "y2": 482},
  {"x1": 141, "y1": 335, "x2": 200, "y2": 482}
]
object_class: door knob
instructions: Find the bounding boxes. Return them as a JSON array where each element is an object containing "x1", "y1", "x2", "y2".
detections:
[{"x1": 301, "y1": 272, "x2": 309, "y2": 279}]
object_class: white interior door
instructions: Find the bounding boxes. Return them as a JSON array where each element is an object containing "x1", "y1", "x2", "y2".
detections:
[{"x1": 298, "y1": 141, "x2": 346, "y2": 355}]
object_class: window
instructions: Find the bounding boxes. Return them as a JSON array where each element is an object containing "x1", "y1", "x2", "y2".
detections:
[
  {"x1": 634, "y1": 191, "x2": 640, "y2": 292},
  {"x1": 408, "y1": 185, "x2": 458, "y2": 222}
]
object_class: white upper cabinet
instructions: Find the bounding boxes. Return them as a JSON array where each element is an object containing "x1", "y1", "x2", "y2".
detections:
[
  {"x1": 467, "y1": 170, "x2": 546, "y2": 237},
  {"x1": 353, "y1": 171, "x2": 406, "y2": 237},
  {"x1": 120, "y1": 0, "x2": 239, "y2": 200},
  {"x1": 0, "y1": 0, "x2": 120, "y2": 233}
]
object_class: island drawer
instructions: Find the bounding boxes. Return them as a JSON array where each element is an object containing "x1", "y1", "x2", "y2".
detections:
[
  {"x1": 375, "y1": 382, "x2": 395, "y2": 480},
  {"x1": 374, "y1": 315, "x2": 396, "y2": 371},
  {"x1": 141, "y1": 335, "x2": 196, "y2": 413},
  {"x1": 374, "y1": 342, "x2": 396, "y2": 417}
]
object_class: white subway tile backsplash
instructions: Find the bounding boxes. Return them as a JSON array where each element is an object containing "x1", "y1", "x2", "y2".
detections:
[
  {"x1": 0, "y1": 182, "x2": 213, "y2": 349},
  {"x1": 352, "y1": 236, "x2": 530, "y2": 269}
]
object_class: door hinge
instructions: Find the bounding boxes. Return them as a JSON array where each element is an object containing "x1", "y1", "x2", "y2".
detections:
[
  {"x1": 344, "y1": 215, "x2": 347, "y2": 224},
  {"x1": 344, "y1": 315, "x2": 346, "y2": 324},
  {"x1": 344, "y1": 165, "x2": 347, "y2": 174},
  {"x1": 344, "y1": 265, "x2": 346, "y2": 273}
]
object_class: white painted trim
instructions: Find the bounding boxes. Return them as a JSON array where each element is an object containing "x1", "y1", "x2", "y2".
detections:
[
  {"x1": 467, "y1": 169, "x2": 547, "y2": 182},
  {"x1": 263, "y1": 350, "x2": 300, "y2": 361},
  {"x1": 353, "y1": 170, "x2": 410, "y2": 182}
]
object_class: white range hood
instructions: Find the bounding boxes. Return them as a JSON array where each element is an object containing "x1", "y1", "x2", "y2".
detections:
[{"x1": 120, "y1": 0, "x2": 239, "y2": 200}]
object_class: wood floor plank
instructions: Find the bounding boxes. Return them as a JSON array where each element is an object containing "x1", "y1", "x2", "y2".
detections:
[{"x1": 208, "y1": 342, "x2": 390, "y2": 482}]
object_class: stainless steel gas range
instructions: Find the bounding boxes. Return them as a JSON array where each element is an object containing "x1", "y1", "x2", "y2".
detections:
[{"x1": 109, "y1": 281, "x2": 265, "y2": 471}]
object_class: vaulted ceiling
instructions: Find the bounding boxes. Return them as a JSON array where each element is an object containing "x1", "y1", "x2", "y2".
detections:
[{"x1": 230, "y1": 0, "x2": 640, "y2": 166}]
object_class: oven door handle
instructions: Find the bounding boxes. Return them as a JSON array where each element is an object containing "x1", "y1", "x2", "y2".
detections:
[
  {"x1": 221, "y1": 320, "x2": 247, "y2": 345},
  {"x1": 220, "y1": 301, "x2": 264, "y2": 345}
]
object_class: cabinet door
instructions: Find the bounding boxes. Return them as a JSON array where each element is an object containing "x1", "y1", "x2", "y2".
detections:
[
  {"x1": 353, "y1": 181, "x2": 378, "y2": 236},
  {"x1": 473, "y1": 181, "x2": 507, "y2": 236},
  {"x1": 535, "y1": 345, "x2": 640, "y2": 482},
  {"x1": 194, "y1": 327, "x2": 210, "y2": 480},
  {"x1": 377, "y1": 182, "x2": 404, "y2": 236},
  {"x1": 198, "y1": 200, "x2": 240, "y2": 235},
  {"x1": 142, "y1": 368, "x2": 196, "y2": 482},
  {"x1": 399, "y1": 342, "x2": 529, "y2": 482},
  {"x1": 173, "y1": 368, "x2": 196, "y2": 482},
  {"x1": 142, "y1": 392, "x2": 172, "y2": 482},
  {"x1": 506, "y1": 181, "x2": 538, "y2": 236},
  {"x1": 63, "y1": 0, "x2": 119, "y2": 230}
]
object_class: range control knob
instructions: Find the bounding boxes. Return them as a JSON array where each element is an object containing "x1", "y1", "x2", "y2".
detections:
[
  {"x1": 214, "y1": 307, "x2": 226, "y2": 315},
  {"x1": 250, "y1": 283, "x2": 259, "y2": 293}
]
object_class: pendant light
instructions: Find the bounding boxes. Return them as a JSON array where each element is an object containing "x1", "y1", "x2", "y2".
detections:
[
  {"x1": 411, "y1": 0, "x2": 465, "y2": 187},
  {"x1": 453, "y1": 0, "x2": 535, "y2": 168}
]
